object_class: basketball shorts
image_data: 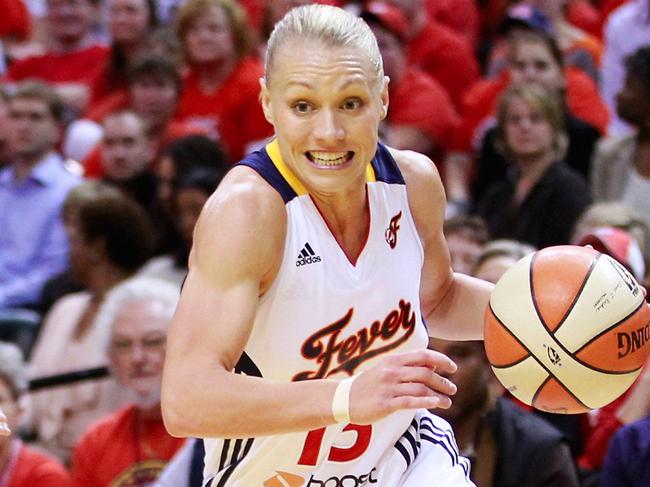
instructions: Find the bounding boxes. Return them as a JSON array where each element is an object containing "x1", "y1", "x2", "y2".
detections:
[{"x1": 378, "y1": 409, "x2": 475, "y2": 486}]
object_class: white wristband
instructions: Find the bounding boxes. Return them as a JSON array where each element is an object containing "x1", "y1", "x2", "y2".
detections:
[{"x1": 332, "y1": 376, "x2": 356, "y2": 423}]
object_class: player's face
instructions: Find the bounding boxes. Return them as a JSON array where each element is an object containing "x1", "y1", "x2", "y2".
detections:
[
  {"x1": 261, "y1": 42, "x2": 388, "y2": 195},
  {"x1": 503, "y1": 96, "x2": 555, "y2": 162},
  {"x1": 109, "y1": 302, "x2": 168, "y2": 408}
]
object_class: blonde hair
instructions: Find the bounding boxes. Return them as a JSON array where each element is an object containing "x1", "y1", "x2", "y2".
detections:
[
  {"x1": 496, "y1": 84, "x2": 568, "y2": 162},
  {"x1": 572, "y1": 202, "x2": 648, "y2": 252},
  {"x1": 265, "y1": 4, "x2": 383, "y2": 88},
  {"x1": 472, "y1": 239, "x2": 537, "y2": 276}
]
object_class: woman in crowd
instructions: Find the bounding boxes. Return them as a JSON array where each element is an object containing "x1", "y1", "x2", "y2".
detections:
[
  {"x1": 27, "y1": 183, "x2": 153, "y2": 463},
  {"x1": 87, "y1": 0, "x2": 158, "y2": 116},
  {"x1": 0, "y1": 342, "x2": 73, "y2": 485},
  {"x1": 476, "y1": 84, "x2": 591, "y2": 249},
  {"x1": 174, "y1": 0, "x2": 273, "y2": 162},
  {"x1": 141, "y1": 166, "x2": 226, "y2": 287},
  {"x1": 445, "y1": 29, "x2": 606, "y2": 212},
  {"x1": 473, "y1": 30, "x2": 601, "y2": 205}
]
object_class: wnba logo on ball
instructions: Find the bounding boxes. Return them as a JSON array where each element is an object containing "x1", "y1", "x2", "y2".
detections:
[{"x1": 617, "y1": 322, "x2": 650, "y2": 358}]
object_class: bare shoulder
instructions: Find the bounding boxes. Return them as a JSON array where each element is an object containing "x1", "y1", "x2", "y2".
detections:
[
  {"x1": 387, "y1": 147, "x2": 446, "y2": 238},
  {"x1": 192, "y1": 165, "x2": 287, "y2": 290}
]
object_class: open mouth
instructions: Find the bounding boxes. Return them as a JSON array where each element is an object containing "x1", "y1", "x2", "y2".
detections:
[{"x1": 305, "y1": 151, "x2": 354, "y2": 168}]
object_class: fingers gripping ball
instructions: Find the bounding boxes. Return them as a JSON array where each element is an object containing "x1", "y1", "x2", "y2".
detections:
[{"x1": 484, "y1": 245, "x2": 650, "y2": 414}]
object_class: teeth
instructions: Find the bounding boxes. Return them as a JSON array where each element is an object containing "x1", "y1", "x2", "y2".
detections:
[{"x1": 308, "y1": 151, "x2": 350, "y2": 166}]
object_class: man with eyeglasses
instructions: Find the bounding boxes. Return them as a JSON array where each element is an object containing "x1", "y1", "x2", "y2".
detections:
[{"x1": 70, "y1": 277, "x2": 186, "y2": 487}]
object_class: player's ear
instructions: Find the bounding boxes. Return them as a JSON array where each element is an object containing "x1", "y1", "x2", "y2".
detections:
[
  {"x1": 380, "y1": 76, "x2": 390, "y2": 120},
  {"x1": 260, "y1": 77, "x2": 274, "y2": 125}
]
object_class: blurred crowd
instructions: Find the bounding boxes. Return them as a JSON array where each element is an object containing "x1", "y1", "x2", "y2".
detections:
[{"x1": 0, "y1": 0, "x2": 650, "y2": 485}]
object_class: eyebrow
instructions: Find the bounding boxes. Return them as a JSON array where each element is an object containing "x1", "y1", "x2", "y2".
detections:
[{"x1": 284, "y1": 77, "x2": 368, "y2": 91}]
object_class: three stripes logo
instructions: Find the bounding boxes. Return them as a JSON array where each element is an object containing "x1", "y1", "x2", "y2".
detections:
[
  {"x1": 263, "y1": 471, "x2": 304, "y2": 487},
  {"x1": 296, "y1": 242, "x2": 322, "y2": 267}
]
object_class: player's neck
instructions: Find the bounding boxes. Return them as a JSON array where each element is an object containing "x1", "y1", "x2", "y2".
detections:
[{"x1": 310, "y1": 185, "x2": 370, "y2": 263}]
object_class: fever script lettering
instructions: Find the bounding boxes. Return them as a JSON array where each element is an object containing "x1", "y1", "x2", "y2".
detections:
[{"x1": 293, "y1": 300, "x2": 417, "y2": 381}]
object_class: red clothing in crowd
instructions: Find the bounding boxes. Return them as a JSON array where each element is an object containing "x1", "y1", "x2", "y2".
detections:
[
  {"x1": 388, "y1": 67, "x2": 459, "y2": 151},
  {"x1": 426, "y1": 0, "x2": 479, "y2": 48},
  {"x1": 451, "y1": 67, "x2": 609, "y2": 153},
  {"x1": 83, "y1": 120, "x2": 205, "y2": 178},
  {"x1": 84, "y1": 89, "x2": 129, "y2": 123},
  {"x1": 71, "y1": 405, "x2": 185, "y2": 487},
  {"x1": 567, "y1": 0, "x2": 603, "y2": 38},
  {"x1": 0, "y1": 0, "x2": 30, "y2": 39},
  {"x1": 406, "y1": 19, "x2": 480, "y2": 109},
  {"x1": 579, "y1": 361, "x2": 650, "y2": 470},
  {"x1": 176, "y1": 57, "x2": 273, "y2": 163},
  {"x1": 3, "y1": 441, "x2": 72, "y2": 487},
  {"x1": 5, "y1": 45, "x2": 109, "y2": 85}
]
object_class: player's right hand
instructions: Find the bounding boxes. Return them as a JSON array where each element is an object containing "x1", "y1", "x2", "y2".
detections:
[{"x1": 347, "y1": 349, "x2": 457, "y2": 424}]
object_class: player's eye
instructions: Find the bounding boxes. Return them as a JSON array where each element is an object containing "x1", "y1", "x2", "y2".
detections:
[
  {"x1": 292, "y1": 101, "x2": 312, "y2": 114},
  {"x1": 342, "y1": 98, "x2": 362, "y2": 110}
]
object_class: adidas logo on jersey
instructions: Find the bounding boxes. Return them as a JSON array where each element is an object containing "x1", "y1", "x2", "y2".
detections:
[{"x1": 296, "y1": 242, "x2": 321, "y2": 267}]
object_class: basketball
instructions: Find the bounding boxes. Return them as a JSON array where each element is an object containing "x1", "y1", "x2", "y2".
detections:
[{"x1": 484, "y1": 245, "x2": 650, "y2": 414}]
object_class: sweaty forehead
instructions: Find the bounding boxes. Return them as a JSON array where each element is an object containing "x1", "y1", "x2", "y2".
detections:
[{"x1": 268, "y1": 41, "x2": 377, "y2": 88}]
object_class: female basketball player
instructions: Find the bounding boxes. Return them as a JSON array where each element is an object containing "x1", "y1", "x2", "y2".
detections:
[{"x1": 162, "y1": 5, "x2": 493, "y2": 485}]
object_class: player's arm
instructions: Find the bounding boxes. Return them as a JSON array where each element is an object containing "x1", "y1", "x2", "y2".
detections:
[
  {"x1": 161, "y1": 167, "x2": 457, "y2": 439},
  {"x1": 394, "y1": 148, "x2": 493, "y2": 341}
]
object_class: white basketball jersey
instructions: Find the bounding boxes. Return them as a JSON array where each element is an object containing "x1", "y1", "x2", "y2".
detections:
[{"x1": 203, "y1": 140, "x2": 432, "y2": 486}]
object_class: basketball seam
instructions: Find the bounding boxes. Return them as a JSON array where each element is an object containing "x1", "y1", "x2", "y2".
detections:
[
  {"x1": 531, "y1": 375, "x2": 590, "y2": 413},
  {"x1": 525, "y1": 251, "x2": 637, "y2": 380},
  {"x1": 551, "y1": 253, "x2": 601, "y2": 335},
  {"x1": 490, "y1": 304, "x2": 596, "y2": 410},
  {"x1": 487, "y1": 304, "x2": 531, "y2": 368},
  {"x1": 570, "y1": 299, "x2": 648, "y2": 375},
  {"x1": 530, "y1": 375, "x2": 551, "y2": 409}
]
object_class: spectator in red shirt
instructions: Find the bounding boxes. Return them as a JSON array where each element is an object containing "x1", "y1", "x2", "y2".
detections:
[
  {"x1": 71, "y1": 277, "x2": 186, "y2": 486},
  {"x1": 175, "y1": 0, "x2": 273, "y2": 162},
  {"x1": 82, "y1": 56, "x2": 204, "y2": 178},
  {"x1": 87, "y1": 0, "x2": 158, "y2": 116},
  {"x1": 361, "y1": 2, "x2": 459, "y2": 161},
  {"x1": 5, "y1": 0, "x2": 109, "y2": 114},
  {"x1": 425, "y1": 0, "x2": 479, "y2": 49},
  {"x1": 0, "y1": 342, "x2": 72, "y2": 486},
  {"x1": 385, "y1": 0, "x2": 480, "y2": 109}
]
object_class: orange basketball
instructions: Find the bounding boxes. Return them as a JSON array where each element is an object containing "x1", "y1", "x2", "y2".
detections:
[{"x1": 484, "y1": 245, "x2": 650, "y2": 414}]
